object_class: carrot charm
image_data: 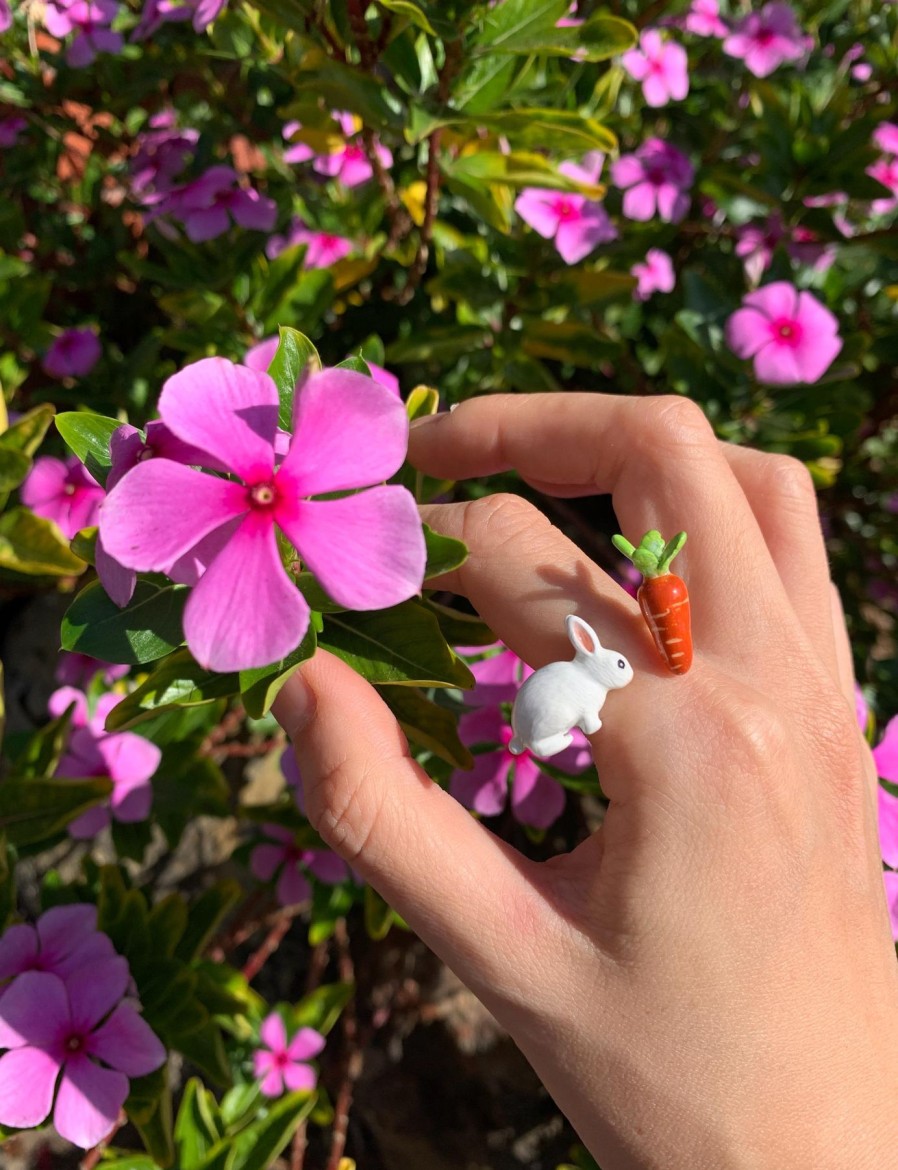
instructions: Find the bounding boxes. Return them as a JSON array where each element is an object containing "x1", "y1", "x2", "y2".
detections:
[{"x1": 612, "y1": 530, "x2": 692, "y2": 675}]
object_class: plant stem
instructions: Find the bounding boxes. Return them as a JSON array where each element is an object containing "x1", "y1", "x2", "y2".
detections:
[
  {"x1": 241, "y1": 908, "x2": 295, "y2": 983},
  {"x1": 325, "y1": 919, "x2": 362, "y2": 1170}
]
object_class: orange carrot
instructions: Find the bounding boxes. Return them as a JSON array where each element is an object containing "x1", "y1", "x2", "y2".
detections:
[{"x1": 612, "y1": 530, "x2": 692, "y2": 675}]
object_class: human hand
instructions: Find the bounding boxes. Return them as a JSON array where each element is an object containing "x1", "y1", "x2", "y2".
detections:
[{"x1": 274, "y1": 394, "x2": 898, "y2": 1170}]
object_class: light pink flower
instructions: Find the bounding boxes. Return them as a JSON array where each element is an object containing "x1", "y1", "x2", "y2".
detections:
[
  {"x1": 21, "y1": 456, "x2": 104, "y2": 540},
  {"x1": 874, "y1": 716, "x2": 898, "y2": 938},
  {"x1": 621, "y1": 30, "x2": 689, "y2": 107},
  {"x1": 723, "y1": 2, "x2": 811, "y2": 78},
  {"x1": 684, "y1": 0, "x2": 727, "y2": 37},
  {"x1": 254, "y1": 1013, "x2": 324, "y2": 1097},
  {"x1": 42, "y1": 328, "x2": 101, "y2": 378},
  {"x1": 312, "y1": 114, "x2": 392, "y2": 188},
  {"x1": 282, "y1": 121, "x2": 315, "y2": 166},
  {"x1": 250, "y1": 824, "x2": 348, "y2": 907},
  {"x1": 0, "y1": 906, "x2": 117, "y2": 994},
  {"x1": 129, "y1": 118, "x2": 199, "y2": 196},
  {"x1": 0, "y1": 0, "x2": 11, "y2": 32},
  {"x1": 243, "y1": 336, "x2": 280, "y2": 373},
  {"x1": 611, "y1": 138, "x2": 693, "y2": 223},
  {"x1": 99, "y1": 359, "x2": 426, "y2": 671},
  {"x1": 866, "y1": 157, "x2": 898, "y2": 217},
  {"x1": 734, "y1": 215, "x2": 786, "y2": 284},
  {"x1": 132, "y1": 0, "x2": 225, "y2": 37},
  {"x1": 50, "y1": 686, "x2": 160, "y2": 838},
  {"x1": 515, "y1": 153, "x2": 616, "y2": 264},
  {"x1": 0, "y1": 968, "x2": 164, "y2": 1148},
  {"x1": 265, "y1": 219, "x2": 354, "y2": 267},
  {"x1": 367, "y1": 362, "x2": 400, "y2": 396},
  {"x1": 726, "y1": 281, "x2": 842, "y2": 385},
  {"x1": 873, "y1": 123, "x2": 898, "y2": 157},
  {"x1": 631, "y1": 248, "x2": 675, "y2": 300},
  {"x1": 44, "y1": 0, "x2": 124, "y2": 67}
]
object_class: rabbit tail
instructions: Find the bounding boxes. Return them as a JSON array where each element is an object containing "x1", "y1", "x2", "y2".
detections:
[{"x1": 508, "y1": 735, "x2": 526, "y2": 756}]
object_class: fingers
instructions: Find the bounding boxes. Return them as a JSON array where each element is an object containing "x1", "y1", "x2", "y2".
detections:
[
  {"x1": 271, "y1": 650, "x2": 567, "y2": 1004},
  {"x1": 827, "y1": 582, "x2": 856, "y2": 707},
  {"x1": 721, "y1": 445, "x2": 838, "y2": 679},
  {"x1": 411, "y1": 395, "x2": 794, "y2": 661}
]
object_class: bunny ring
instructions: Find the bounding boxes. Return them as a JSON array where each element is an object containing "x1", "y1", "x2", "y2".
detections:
[{"x1": 509, "y1": 615, "x2": 633, "y2": 759}]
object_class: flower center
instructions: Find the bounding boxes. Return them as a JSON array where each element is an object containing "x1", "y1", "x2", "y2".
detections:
[
  {"x1": 770, "y1": 316, "x2": 802, "y2": 347},
  {"x1": 648, "y1": 167, "x2": 666, "y2": 187},
  {"x1": 65, "y1": 1033, "x2": 86, "y2": 1054},
  {"x1": 756, "y1": 26, "x2": 775, "y2": 47},
  {"x1": 554, "y1": 197, "x2": 576, "y2": 220},
  {"x1": 247, "y1": 480, "x2": 278, "y2": 509}
]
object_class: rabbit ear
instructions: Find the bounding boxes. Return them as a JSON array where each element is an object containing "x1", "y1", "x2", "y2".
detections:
[{"x1": 565, "y1": 614, "x2": 601, "y2": 655}]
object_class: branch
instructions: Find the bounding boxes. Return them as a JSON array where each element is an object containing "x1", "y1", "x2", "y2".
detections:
[
  {"x1": 325, "y1": 919, "x2": 363, "y2": 1170},
  {"x1": 241, "y1": 907, "x2": 296, "y2": 983}
]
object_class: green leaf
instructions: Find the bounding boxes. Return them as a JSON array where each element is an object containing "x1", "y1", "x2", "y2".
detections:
[
  {"x1": 377, "y1": 0, "x2": 435, "y2": 34},
  {"x1": 0, "y1": 833, "x2": 15, "y2": 931},
  {"x1": 475, "y1": 1, "x2": 635, "y2": 60},
  {"x1": 0, "y1": 507, "x2": 86, "y2": 576},
  {"x1": 267, "y1": 326, "x2": 321, "y2": 432},
  {"x1": 13, "y1": 704, "x2": 75, "y2": 780},
  {"x1": 239, "y1": 624, "x2": 318, "y2": 718},
  {"x1": 424, "y1": 599, "x2": 496, "y2": 648},
  {"x1": 175, "y1": 1018, "x2": 232, "y2": 1087},
  {"x1": 473, "y1": 0, "x2": 569, "y2": 52},
  {"x1": 334, "y1": 354, "x2": 371, "y2": 376},
  {"x1": 319, "y1": 602, "x2": 475, "y2": 688},
  {"x1": 292, "y1": 53, "x2": 404, "y2": 133},
  {"x1": 55, "y1": 411, "x2": 121, "y2": 486},
  {"x1": 70, "y1": 525, "x2": 97, "y2": 565},
  {"x1": 174, "y1": 880, "x2": 243, "y2": 963},
  {"x1": 0, "y1": 446, "x2": 32, "y2": 491},
  {"x1": 379, "y1": 685, "x2": 473, "y2": 768},
  {"x1": 479, "y1": 110, "x2": 617, "y2": 156},
  {"x1": 405, "y1": 386, "x2": 440, "y2": 421},
  {"x1": 291, "y1": 982, "x2": 354, "y2": 1035},
  {"x1": 0, "y1": 403, "x2": 55, "y2": 457},
  {"x1": 175, "y1": 1079, "x2": 223, "y2": 1170},
  {"x1": 228, "y1": 1092, "x2": 318, "y2": 1170},
  {"x1": 192, "y1": 960, "x2": 264, "y2": 1016},
  {"x1": 445, "y1": 150, "x2": 606, "y2": 194},
  {"x1": 423, "y1": 523, "x2": 467, "y2": 579},
  {"x1": 0, "y1": 776, "x2": 112, "y2": 846},
  {"x1": 364, "y1": 885, "x2": 396, "y2": 940},
  {"x1": 61, "y1": 579, "x2": 187, "y2": 664},
  {"x1": 105, "y1": 651, "x2": 239, "y2": 731}
]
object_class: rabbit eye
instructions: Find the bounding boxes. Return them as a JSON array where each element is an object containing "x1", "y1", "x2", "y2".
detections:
[{"x1": 617, "y1": 658, "x2": 625, "y2": 669}]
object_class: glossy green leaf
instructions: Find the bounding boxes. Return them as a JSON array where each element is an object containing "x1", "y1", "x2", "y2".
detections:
[
  {"x1": 239, "y1": 624, "x2": 318, "y2": 718},
  {"x1": 174, "y1": 880, "x2": 243, "y2": 964},
  {"x1": 474, "y1": 1, "x2": 635, "y2": 61},
  {"x1": 267, "y1": 326, "x2": 321, "y2": 431},
  {"x1": 0, "y1": 507, "x2": 86, "y2": 576},
  {"x1": 175, "y1": 1078, "x2": 223, "y2": 1170},
  {"x1": 445, "y1": 150, "x2": 605, "y2": 194},
  {"x1": 291, "y1": 982, "x2": 354, "y2": 1035},
  {"x1": 377, "y1": 0, "x2": 435, "y2": 34},
  {"x1": 105, "y1": 651, "x2": 239, "y2": 731},
  {"x1": 424, "y1": 599, "x2": 496, "y2": 648},
  {"x1": 229, "y1": 1091, "x2": 318, "y2": 1170},
  {"x1": 175, "y1": 1018, "x2": 232, "y2": 1087},
  {"x1": 0, "y1": 446, "x2": 31, "y2": 491},
  {"x1": 0, "y1": 403, "x2": 55, "y2": 457},
  {"x1": 0, "y1": 776, "x2": 112, "y2": 846},
  {"x1": 379, "y1": 685, "x2": 473, "y2": 768},
  {"x1": 12, "y1": 703, "x2": 75, "y2": 780},
  {"x1": 61, "y1": 579, "x2": 187, "y2": 664},
  {"x1": 423, "y1": 523, "x2": 467, "y2": 579},
  {"x1": 364, "y1": 885, "x2": 396, "y2": 940},
  {"x1": 55, "y1": 411, "x2": 121, "y2": 486},
  {"x1": 319, "y1": 602, "x2": 475, "y2": 688},
  {"x1": 479, "y1": 110, "x2": 617, "y2": 155}
]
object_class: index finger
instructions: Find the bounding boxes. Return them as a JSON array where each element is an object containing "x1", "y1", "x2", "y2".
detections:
[{"x1": 410, "y1": 393, "x2": 795, "y2": 659}]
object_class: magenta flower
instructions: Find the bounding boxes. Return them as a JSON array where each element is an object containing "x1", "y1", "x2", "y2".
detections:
[
  {"x1": 99, "y1": 359, "x2": 425, "y2": 672},
  {"x1": 250, "y1": 824, "x2": 348, "y2": 907},
  {"x1": 515, "y1": 154, "x2": 617, "y2": 264},
  {"x1": 254, "y1": 1013, "x2": 324, "y2": 1097},
  {"x1": 0, "y1": 115, "x2": 26, "y2": 148},
  {"x1": 130, "y1": 117, "x2": 199, "y2": 197},
  {"x1": 132, "y1": 0, "x2": 225, "y2": 37},
  {"x1": 55, "y1": 652, "x2": 129, "y2": 689},
  {"x1": 723, "y1": 2, "x2": 811, "y2": 78},
  {"x1": 50, "y1": 686, "x2": 160, "y2": 838},
  {"x1": 265, "y1": 218, "x2": 354, "y2": 267},
  {"x1": 866, "y1": 157, "x2": 898, "y2": 217},
  {"x1": 631, "y1": 248, "x2": 675, "y2": 301},
  {"x1": 621, "y1": 30, "x2": 689, "y2": 108},
  {"x1": 874, "y1": 716, "x2": 898, "y2": 939},
  {"x1": 44, "y1": 0, "x2": 124, "y2": 67},
  {"x1": 873, "y1": 123, "x2": 898, "y2": 156},
  {"x1": 146, "y1": 166, "x2": 276, "y2": 242},
  {"x1": 42, "y1": 328, "x2": 101, "y2": 379},
  {"x1": 0, "y1": 0, "x2": 10, "y2": 31},
  {"x1": 0, "y1": 906, "x2": 117, "y2": 997},
  {"x1": 243, "y1": 336, "x2": 280, "y2": 373},
  {"x1": 282, "y1": 121, "x2": 315, "y2": 166},
  {"x1": 449, "y1": 649, "x2": 590, "y2": 830},
  {"x1": 0, "y1": 968, "x2": 165, "y2": 1148},
  {"x1": 684, "y1": 0, "x2": 727, "y2": 37},
  {"x1": 734, "y1": 215, "x2": 786, "y2": 285},
  {"x1": 21, "y1": 455, "x2": 104, "y2": 540},
  {"x1": 611, "y1": 138, "x2": 693, "y2": 223},
  {"x1": 726, "y1": 282, "x2": 842, "y2": 385},
  {"x1": 311, "y1": 113, "x2": 392, "y2": 188}
]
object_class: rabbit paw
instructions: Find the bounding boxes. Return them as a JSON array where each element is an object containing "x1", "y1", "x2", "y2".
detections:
[
  {"x1": 578, "y1": 715, "x2": 603, "y2": 736},
  {"x1": 529, "y1": 731, "x2": 573, "y2": 759}
]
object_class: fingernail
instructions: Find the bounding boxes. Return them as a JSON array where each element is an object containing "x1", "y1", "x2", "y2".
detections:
[
  {"x1": 409, "y1": 411, "x2": 448, "y2": 429},
  {"x1": 271, "y1": 667, "x2": 316, "y2": 738}
]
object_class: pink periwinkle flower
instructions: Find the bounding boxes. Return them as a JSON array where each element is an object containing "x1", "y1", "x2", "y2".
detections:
[
  {"x1": 254, "y1": 1013, "x2": 324, "y2": 1097},
  {"x1": 621, "y1": 30, "x2": 689, "y2": 108},
  {"x1": 734, "y1": 215, "x2": 786, "y2": 285},
  {"x1": 0, "y1": 906, "x2": 118, "y2": 999},
  {"x1": 132, "y1": 0, "x2": 225, "y2": 38},
  {"x1": 611, "y1": 138, "x2": 694, "y2": 223},
  {"x1": 449, "y1": 648, "x2": 591, "y2": 830},
  {"x1": 873, "y1": 123, "x2": 898, "y2": 157},
  {"x1": 42, "y1": 328, "x2": 101, "y2": 379},
  {"x1": 250, "y1": 824, "x2": 348, "y2": 907},
  {"x1": 0, "y1": 0, "x2": 11, "y2": 31},
  {"x1": 243, "y1": 336, "x2": 280, "y2": 373},
  {"x1": 722, "y1": 2, "x2": 811, "y2": 78},
  {"x1": 866, "y1": 157, "x2": 898, "y2": 217},
  {"x1": 725, "y1": 281, "x2": 842, "y2": 386},
  {"x1": 0, "y1": 115, "x2": 26, "y2": 148},
  {"x1": 99, "y1": 359, "x2": 426, "y2": 672},
  {"x1": 265, "y1": 218, "x2": 354, "y2": 267},
  {"x1": 146, "y1": 166, "x2": 276, "y2": 243},
  {"x1": 684, "y1": 0, "x2": 727, "y2": 38},
  {"x1": 50, "y1": 686, "x2": 160, "y2": 838},
  {"x1": 0, "y1": 965, "x2": 165, "y2": 1148},
  {"x1": 312, "y1": 112, "x2": 392, "y2": 188},
  {"x1": 282, "y1": 121, "x2": 315, "y2": 166},
  {"x1": 21, "y1": 455, "x2": 104, "y2": 540},
  {"x1": 55, "y1": 652, "x2": 129, "y2": 689},
  {"x1": 873, "y1": 717, "x2": 898, "y2": 939},
  {"x1": 130, "y1": 117, "x2": 199, "y2": 197},
  {"x1": 515, "y1": 152, "x2": 617, "y2": 265},
  {"x1": 631, "y1": 248, "x2": 675, "y2": 301},
  {"x1": 44, "y1": 0, "x2": 124, "y2": 67}
]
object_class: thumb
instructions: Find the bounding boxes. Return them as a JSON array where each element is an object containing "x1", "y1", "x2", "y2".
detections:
[{"x1": 272, "y1": 649, "x2": 549, "y2": 997}]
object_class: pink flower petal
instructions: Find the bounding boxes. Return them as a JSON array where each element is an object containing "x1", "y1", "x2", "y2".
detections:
[
  {"x1": 21, "y1": 456, "x2": 69, "y2": 509},
  {"x1": 251, "y1": 843, "x2": 288, "y2": 882},
  {"x1": 458, "y1": 706, "x2": 507, "y2": 747},
  {"x1": 53, "y1": 1052, "x2": 129, "y2": 1149},
  {"x1": 742, "y1": 281, "x2": 798, "y2": 320},
  {"x1": 158, "y1": 358, "x2": 278, "y2": 482},
  {"x1": 99, "y1": 732, "x2": 161, "y2": 787},
  {"x1": 450, "y1": 751, "x2": 511, "y2": 817},
  {"x1": 36, "y1": 904, "x2": 97, "y2": 961},
  {"x1": 282, "y1": 1061, "x2": 317, "y2": 1091},
  {"x1": 260, "y1": 1012, "x2": 287, "y2": 1053},
  {"x1": 305, "y1": 850, "x2": 348, "y2": 884},
  {"x1": 510, "y1": 759, "x2": 565, "y2": 829},
  {"x1": 286, "y1": 1027, "x2": 325, "y2": 1061},
  {"x1": 467, "y1": 650, "x2": 525, "y2": 706},
  {"x1": 515, "y1": 189, "x2": 565, "y2": 239},
  {"x1": 0, "y1": 1047, "x2": 61, "y2": 1130},
  {"x1": 259, "y1": 1065, "x2": 284, "y2": 1097},
  {"x1": 875, "y1": 717, "x2": 898, "y2": 784},
  {"x1": 883, "y1": 871, "x2": 898, "y2": 942},
  {"x1": 100, "y1": 460, "x2": 248, "y2": 572},
  {"x1": 0, "y1": 970, "x2": 69, "y2": 1051},
  {"x1": 253, "y1": 1049, "x2": 276, "y2": 1077},
  {"x1": 622, "y1": 181, "x2": 657, "y2": 221},
  {"x1": 279, "y1": 368, "x2": 409, "y2": 496},
  {"x1": 68, "y1": 805, "x2": 111, "y2": 839},
  {"x1": 183, "y1": 511, "x2": 310, "y2": 672},
  {"x1": 0, "y1": 924, "x2": 38, "y2": 982},
  {"x1": 48, "y1": 686, "x2": 90, "y2": 725},
  {"x1": 276, "y1": 865, "x2": 311, "y2": 907},
  {"x1": 752, "y1": 340, "x2": 803, "y2": 385},
  {"x1": 877, "y1": 785, "x2": 898, "y2": 868},
  {"x1": 87, "y1": 1003, "x2": 166, "y2": 1076},
  {"x1": 280, "y1": 487, "x2": 424, "y2": 611},
  {"x1": 96, "y1": 536, "x2": 137, "y2": 608},
  {"x1": 725, "y1": 307, "x2": 772, "y2": 359},
  {"x1": 66, "y1": 955, "x2": 129, "y2": 1033}
]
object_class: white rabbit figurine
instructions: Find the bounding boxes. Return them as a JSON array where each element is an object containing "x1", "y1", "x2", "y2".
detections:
[{"x1": 509, "y1": 615, "x2": 634, "y2": 758}]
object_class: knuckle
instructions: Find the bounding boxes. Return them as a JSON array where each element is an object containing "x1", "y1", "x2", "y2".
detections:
[
  {"x1": 764, "y1": 453, "x2": 817, "y2": 507},
  {"x1": 306, "y1": 758, "x2": 384, "y2": 863},
  {"x1": 462, "y1": 492, "x2": 549, "y2": 553},
  {"x1": 639, "y1": 395, "x2": 715, "y2": 454}
]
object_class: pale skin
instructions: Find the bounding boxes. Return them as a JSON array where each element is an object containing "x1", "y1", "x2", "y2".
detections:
[{"x1": 273, "y1": 393, "x2": 898, "y2": 1169}]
